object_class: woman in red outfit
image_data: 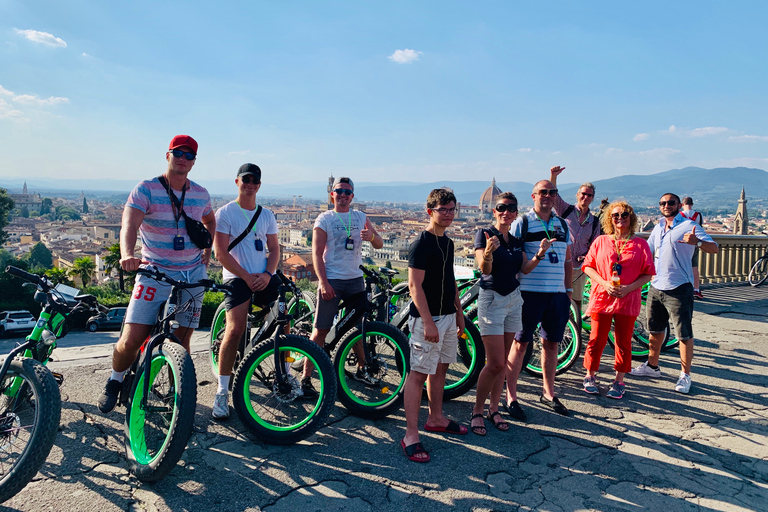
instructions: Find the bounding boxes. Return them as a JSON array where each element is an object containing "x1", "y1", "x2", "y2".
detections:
[{"x1": 581, "y1": 201, "x2": 655, "y2": 399}]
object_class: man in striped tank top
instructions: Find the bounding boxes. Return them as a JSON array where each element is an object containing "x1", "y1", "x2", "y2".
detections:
[{"x1": 98, "y1": 134, "x2": 215, "y2": 413}]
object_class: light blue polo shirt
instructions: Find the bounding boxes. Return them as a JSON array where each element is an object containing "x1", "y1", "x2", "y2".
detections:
[
  {"x1": 648, "y1": 213, "x2": 716, "y2": 291},
  {"x1": 511, "y1": 209, "x2": 571, "y2": 293}
]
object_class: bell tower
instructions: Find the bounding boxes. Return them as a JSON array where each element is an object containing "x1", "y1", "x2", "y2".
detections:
[{"x1": 733, "y1": 187, "x2": 748, "y2": 235}]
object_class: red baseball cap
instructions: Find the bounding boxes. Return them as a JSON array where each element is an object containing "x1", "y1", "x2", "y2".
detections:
[{"x1": 168, "y1": 135, "x2": 198, "y2": 153}]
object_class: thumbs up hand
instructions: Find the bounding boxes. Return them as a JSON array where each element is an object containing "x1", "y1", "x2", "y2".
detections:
[
  {"x1": 484, "y1": 232, "x2": 499, "y2": 259},
  {"x1": 677, "y1": 230, "x2": 699, "y2": 245}
]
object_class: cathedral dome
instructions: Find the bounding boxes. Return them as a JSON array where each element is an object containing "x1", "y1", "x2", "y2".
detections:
[{"x1": 479, "y1": 178, "x2": 502, "y2": 213}]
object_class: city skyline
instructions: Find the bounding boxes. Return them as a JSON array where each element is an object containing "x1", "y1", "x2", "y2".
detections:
[{"x1": 2, "y1": 1, "x2": 767, "y2": 185}]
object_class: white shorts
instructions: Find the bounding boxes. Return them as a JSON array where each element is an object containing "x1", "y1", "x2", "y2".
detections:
[
  {"x1": 408, "y1": 314, "x2": 458, "y2": 375},
  {"x1": 477, "y1": 288, "x2": 523, "y2": 336},
  {"x1": 125, "y1": 265, "x2": 207, "y2": 328}
]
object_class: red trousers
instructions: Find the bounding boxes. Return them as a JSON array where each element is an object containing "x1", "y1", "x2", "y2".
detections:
[{"x1": 583, "y1": 313, "x2": 636, "y2": 374}]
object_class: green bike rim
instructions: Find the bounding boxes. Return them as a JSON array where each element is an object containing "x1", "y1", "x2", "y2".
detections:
[
  {"x1": 242, "y1": 346, "x2": 323, "y2": 431},
  {"x1": 527, "y1": 322, "x2": 579, "y2": 374},
  {"x1": 287, "y1": 298, "x2": 313, "y2": 364},
  {"x1": 210, "y1": 309, "x2": 226, "y2": 372},
  {"x1": 445, "y1": 329, "x2": 478, "y2": 391},
  {"x1": 128, "y1": 354, "x2": 178, "y2": 466},
  {"x1": 337, "y1": 329, "x2": 407, "y2": 407}
]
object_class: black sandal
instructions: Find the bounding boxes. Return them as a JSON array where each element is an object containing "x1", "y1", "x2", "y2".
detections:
[
  {"x1": 470, "y1": 412, "x2": 486, "y2": 436},
  {"x1": 487, "y1": 410, "x2": 509, "y2": 431}
]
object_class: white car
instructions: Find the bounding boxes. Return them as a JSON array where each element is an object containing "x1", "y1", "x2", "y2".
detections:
[{"x1": 0, "y1": 310, "x2": 36, "y2": 338}]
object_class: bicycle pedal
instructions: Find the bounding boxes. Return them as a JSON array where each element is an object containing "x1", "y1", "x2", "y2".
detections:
[{"x1": 51, "y1": 372, "x2": 64, "y2": 386}]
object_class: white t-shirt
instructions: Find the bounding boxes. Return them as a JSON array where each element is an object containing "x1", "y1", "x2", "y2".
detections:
[
  {"x1": 215, "y1": 201, "x2": 278, "y2": 281},
  {"x1": 313, "y1": 209, "x2": 367, "y2": 280}
]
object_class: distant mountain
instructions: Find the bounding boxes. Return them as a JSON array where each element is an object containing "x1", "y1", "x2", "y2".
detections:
[{"x1": 2, "y1": 167, "x2": 766, "y2": 208}]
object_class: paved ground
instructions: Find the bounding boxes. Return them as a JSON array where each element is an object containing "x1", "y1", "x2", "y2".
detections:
[{"x1": 1, "y1": 283, "x2": 766, "y2": 511}]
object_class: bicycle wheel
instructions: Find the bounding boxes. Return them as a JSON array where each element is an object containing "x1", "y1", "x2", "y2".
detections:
[
  {"x1": 443, "y1": 317, "x2": 485, "y2": 401},
  {"x1": 523, "y1": 319, "x2": 581, "y2": 376},
  {"x1": 621, "y1": 301, "x2": 671, "y2": 359},
  {"x1": 289, "y1": 291, "x2": 315, "y2": 336},
  {"x1": 748, "y1": 257, "x2": 768, "y2": 287},
  {"x1": 231, "y1": 334, "x2": 335, "y2": 445},
  {"x1": 124, "y1": 342, "x2": 197, "y2": 482},
  {"x1": 0, "y1": 358, "x2": 61, "y2": 503},
  {"x1": 209, "y1": 302, "x2": 227, "y2": 379},
  {"x1": 333, "y1": 321, "x2": 409, "y2": 419}
]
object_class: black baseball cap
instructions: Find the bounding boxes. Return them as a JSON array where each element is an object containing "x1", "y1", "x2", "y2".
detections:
[{"x1": 237, "y1": 163, "x2": 261, "y2": 182}]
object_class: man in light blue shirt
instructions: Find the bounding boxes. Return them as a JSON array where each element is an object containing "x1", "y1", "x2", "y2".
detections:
[{"x1": 631, "y1": 193, "x2": 718, "y2": 393}]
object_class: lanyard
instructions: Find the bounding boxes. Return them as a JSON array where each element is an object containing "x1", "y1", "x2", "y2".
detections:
[
  {"x1": 166, "y1": 183, "x2": 186, "y2": 232},
  {"x1": 613, "y1": 236, "x2": 630, "y2": 262},
  {"x1": 534, "y1": 213, "x2": 553, "y2": 239},
  {"x1": 334, "y1": 211, "x2": 352, "y2": 238},
  {"x1": 237, "y1": 202, "x2": 259, "y2": 236}
]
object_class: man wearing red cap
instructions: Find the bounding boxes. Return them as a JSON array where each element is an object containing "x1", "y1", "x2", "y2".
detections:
[{"x1": 98, "y1": 134, "x2": 216, "y2": 413}]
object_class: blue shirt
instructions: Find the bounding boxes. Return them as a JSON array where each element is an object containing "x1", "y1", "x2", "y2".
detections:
[
  {"x1": 647, "y1": 213, "x2": 717, "y2": 291},
  {"x1": 511, "y1": 209, "x2": 571, "y2": 293},
  {"x1": 473, "y1": 226, "x2": 524, "y2": 296}
]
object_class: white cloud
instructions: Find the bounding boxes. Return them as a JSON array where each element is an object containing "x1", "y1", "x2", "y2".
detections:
[
  {"x1": 14, "y1": 28, "x2": 67, "y2": 48},
  {"x1": 388, "y1": 49, "x2": 422, "y2": 64},
  {"x1": 633, "y1": 133, "x2": 649, "y2": 142},
  {"x1": 663, "y1": 125, "x2": 728, "y2": 137},
  {"x1": 729, "y1": 134, "x2": 768, "y2": 142},
  {"x1": 0, "y1": 85, "x2": 13, "y2": 96},
  {"x1": 518, "y1": 148, "x2": 532, "y2": 153},
  {"x1": 227, "y1": 150, "x2": 250, "y2": 156},
  {"x1": 0, "y1": 99, "x2": 24, "y2": 119},
  {"x1": 13, "y1": 94, "x2": 69, "y2": 106},
  {"x1": 81, "y1": 52, "x2": 90, "y2": 57}
]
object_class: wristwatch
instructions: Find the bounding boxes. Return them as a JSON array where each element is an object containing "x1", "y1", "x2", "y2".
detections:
[
  {"x1": 696, "y1": 241, "x2": 703, "y2": 248},
  {"x1": 534, "y1": 253, "x2": 545, "y2": 261}
]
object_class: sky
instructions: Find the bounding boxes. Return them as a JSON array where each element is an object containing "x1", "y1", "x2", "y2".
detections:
[{"x1": 2, "y1": 0, "x2": 768, "y2": 188}]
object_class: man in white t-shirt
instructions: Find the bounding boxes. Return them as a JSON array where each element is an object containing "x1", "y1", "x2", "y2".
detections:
[
  {"x1": 211, "y1": 163, "x2": 280, "y2": 419},
  {"x1": 301, "y1": 177, "x2": 384, "y2": 396}
]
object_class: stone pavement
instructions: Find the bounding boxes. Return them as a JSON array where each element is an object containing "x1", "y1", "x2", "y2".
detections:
[{"x1": 1, "y1": 283, "x2": 766, "y2": 511}]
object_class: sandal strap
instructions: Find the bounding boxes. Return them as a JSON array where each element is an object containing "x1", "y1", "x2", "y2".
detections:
[{"x1": 471, "y1": 412, "x2": 484, "y2": 420}]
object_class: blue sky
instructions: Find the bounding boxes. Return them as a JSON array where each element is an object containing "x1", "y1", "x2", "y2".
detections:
[{"x1": 1, "y1": 0, "x2": 767, "y2": 188}]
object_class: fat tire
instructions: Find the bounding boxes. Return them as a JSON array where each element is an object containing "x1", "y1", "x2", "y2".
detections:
[
  {"x1": 209, "y1": 302, "x2": 228, "y2": 379},
  {"x1": 231, "y1": 334, "x2": 335, "y2": 445},
  {"x1": 0, "y1": 358, "x2": 61, "y2": 503},
  {"x1": 523, "y1": 319, "x2": 581, "y2": 377},
  {"x1": 748, "y1": 257, "x2": 768, "y2": 287},
  {"x1": 333, "y1": 321, "x2": 409, "y2": 419},
  {"x1": 124, "y1": 342, "x2": 197, "y2": 482},
  {"x1": 442, "y1": 317, "x2": 484, "y2": 401}
]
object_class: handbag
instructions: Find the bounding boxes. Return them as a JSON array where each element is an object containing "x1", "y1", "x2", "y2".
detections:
[{"x1": 157, "y1": 176, "x2": 213, "y2": 250}]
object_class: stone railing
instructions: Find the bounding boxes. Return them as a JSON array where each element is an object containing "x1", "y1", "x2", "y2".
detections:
[{"x1": 635, "y1": 233, "x2": 768, "y2": 284}]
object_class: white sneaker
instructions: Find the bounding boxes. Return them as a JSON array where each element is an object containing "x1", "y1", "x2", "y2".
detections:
[
  {"x1": 212, "y1": 390, "x2": 230, "y2": 419},
  {"x1": 630, "y1": 361, "x2": 662, "y2": 378},
  {"x1": 674, "y1": 373, "x2": 692, "y2": 394}
]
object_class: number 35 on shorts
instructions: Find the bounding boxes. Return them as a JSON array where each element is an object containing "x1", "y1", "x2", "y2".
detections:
[{"x1": 133, "y1": 285, "x2": 157, "y2": 301}]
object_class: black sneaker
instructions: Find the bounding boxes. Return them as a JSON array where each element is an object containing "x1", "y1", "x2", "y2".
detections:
[
  {"x1": 352, "y1": 368, "x2": 380, "y2": 387},
  {"x1": 301, "y1": 378, "x2": 319, "y2": 399},
  {"x1": 539, "y1": 395, "x2": 569, "y2": 416},
  {"x1": 98, "y1": 378, "x2": 123, "y2": 413},
  {"x1": 503, "y1": 400, "x2": 527, "y2": 422}
]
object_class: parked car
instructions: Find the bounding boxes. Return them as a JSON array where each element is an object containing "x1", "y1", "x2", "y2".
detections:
[
  {"x1": 86, "y1": 307, "x2": 127, "y2": 332},
  {"x1": 0, "y1": 310, "x2": 36, "y2": 338}
]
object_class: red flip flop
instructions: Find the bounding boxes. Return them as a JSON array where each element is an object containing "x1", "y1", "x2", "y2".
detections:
[
  {"x1": 424, "y1": 419, "x2": 468, "y2": 435},
  {"x1": 401, "y1": 439, "x2": 430, "y2": 463}
]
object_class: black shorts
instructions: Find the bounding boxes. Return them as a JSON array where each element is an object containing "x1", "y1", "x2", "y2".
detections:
[
  {"x1": 646, "y1": 283, "x2": 694, "y2": 340},
  {"x1": 223, "y1": 275, "x2": 280, "y2": 311},
  {"x1": 516, "y1": 291, "x2": 571, "y2": 344}
]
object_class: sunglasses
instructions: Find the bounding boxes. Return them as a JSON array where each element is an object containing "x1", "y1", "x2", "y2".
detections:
[
  {"x1": 537, "y1": 188, "x2": 558, "y2": 196},
  {"x1": 170, "y1": 149, "x2": 196, "y2": 161},
  {"x1": 611, "y1": 212, "x2": 630, "y2": 220},
  {"x1": 580, "y1": 192, "x2": 594, "y2": 197},
  {"x1": 240, "y1": 175, "x2": 259, "y2": 184},
  {"x1": 334, "y1": 188, "x2": 353, "y2": 196},
  {"x1": 433, "y1": 207, "x2": 456, "y2": 215},
  {"x1": 495, "y1": 203, "x2": 518, "y2": 213},
  {"x1": 659, "y1": 200, "x2": 677, "y2": 207}
]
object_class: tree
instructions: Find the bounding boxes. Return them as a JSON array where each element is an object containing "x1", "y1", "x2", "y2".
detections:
[
  {"x1": 103, "y1": 243, "x2": 121, "y2": 277},
  {"x1": 69, "y1": 257, "x2": 96, "y2": 287},
  {"x1": 45, "y1": 267, "x2": 74, "y2": 286},
  {"x1": 27, "y1": 242, "x2": 53, "y2": 269},
  {"x1": 39, "y1": 198, "x2": 53, "y2": 215},
  {"x1": 82, "y1": 197, "x2": 89, "y2": 214},
  {"x1": 0, "y1": 189, "x2": 14, "y2": 245},
  {"x1": 20, "y1": 205, "x2": 29, "y2": 218},
  {"x1": 55, "y1": 206, "x2": 81, "y2": 221}
]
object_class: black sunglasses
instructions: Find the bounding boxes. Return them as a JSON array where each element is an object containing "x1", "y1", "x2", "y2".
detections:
[
  {"x1": 495, "y1": 203, "x2": 518, "y2": 213},
  {"x1": 240, "y1": 175, "x2": 259, "y2": 184},
  {"x1": 659, "y1": 200, "x2": 677, "y2": 206},
  {"x1": 611, "y1": 212, "x2": 630, "y2": 220},
  {"x1": 334, "y1": 188, "x2": 353, "y2": 196},
  {"x1": 537, "y1": 188, "x2": 558, "y2": 196},
  {"x1": 170, "y1": 149, "x2": 196, "y2": 161}
]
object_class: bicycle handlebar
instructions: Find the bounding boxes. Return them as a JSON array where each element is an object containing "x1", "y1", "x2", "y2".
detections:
[
  {"x1": 133, "y1": 267, "x2": 234, "y2": 295},
  {"x1": 5, "y1": 265, "x2": 51, "y2": 290}
]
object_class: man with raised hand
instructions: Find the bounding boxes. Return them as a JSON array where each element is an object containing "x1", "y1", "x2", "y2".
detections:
[
  {"x1": 505, "y1": 180, "x2": 572, "y2": 419},
  {"x1": 630, "y1": 193, "x2": 718, "y2": 394},
  {"x1": 549, "y1": 165, "x2": 600, "y2": 331},
  {"x1": 301, "y1": 177, "x2": 383, "y2": 397},
  {"x1": 211, "y1": 163, "x2": 280, "y2": 419},
  {"x1": 401, "y1": 188, "x2": 467, "y2": 463},
  {"x1": 98, "y1": 135, "x2": 215, "y2": 413}
]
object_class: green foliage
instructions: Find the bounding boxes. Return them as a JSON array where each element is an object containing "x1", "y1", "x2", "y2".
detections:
[
  {"x1": 103, "y1": 243, "x2": 121, "y2": 277},
  {"x1": 200, "y1": 291, "x2": 225, "y2": 328},
  {"x1": 82, "y1": 197, "x2": 89, "y2": 214},
  {"x1": 82, "y1": 282, "x2": 130, "y2": 308},
  {"x1": 27, "y1": 242, "x2": 53, "y2": 269},
  {"x1": 386, "y1": 260, "x2": 392, "y2": 269},
  {"x1": 0, "y1": 189, "x2": 14, "y2": 245},
  {"x1": 54, "y1": 205, "x2": 81, "y2": 221},
  {"x1": 45, "y1": 267, "x2": 74, "y2": 286},
  {"x1": 39, "y1": 198, "x2": 52, "y2": 215},
  {"x1": 70, "y1": 256, "x2": 96, "y2": 287},
  {"x1": 207, "y1": 268, "x2": 223, "y2": 284},
  {"x1": 0, "y1": 251, "x2": 39, "y2": 315},
  {"x1": 29, "y1": 210, "x2": 39, "y2": 217},
  {"x1": 19, "y1": 206, "x2": 29, "y2": 218},
  {"x1": 295, "y1": 278, "x2": 316, "y2": 292}
]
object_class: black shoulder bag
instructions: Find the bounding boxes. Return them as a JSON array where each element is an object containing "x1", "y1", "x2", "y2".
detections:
[
  {"x1": 157, "y1": 176, "x2": 213, "y2": 250},
  {"x1": 227, "y1": 206, "x2": 263, "y2": 252}
]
